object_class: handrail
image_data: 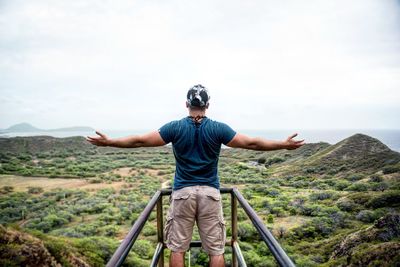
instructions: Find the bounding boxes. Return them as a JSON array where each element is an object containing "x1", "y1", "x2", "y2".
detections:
[
  {"x1": 106, "y1": 191, "x2": 161, "y2": 267},
  {"x1": 233, "y1": 188, "x2": 295, "y2": 267},
  {"x1": 106, "y1": 187, "x2": 296, "y2": 267}
]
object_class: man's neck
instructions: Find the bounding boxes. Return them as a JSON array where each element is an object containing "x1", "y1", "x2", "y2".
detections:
[{"x1": 188, "y1": 110, "x2": 206, "y2": 118}]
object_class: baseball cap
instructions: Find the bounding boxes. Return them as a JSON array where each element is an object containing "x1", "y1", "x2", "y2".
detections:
[{"x1": 186, "y1": 84, "x2": 210, "y2": 107}]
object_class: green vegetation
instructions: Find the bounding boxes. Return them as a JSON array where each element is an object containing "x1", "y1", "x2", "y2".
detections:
[{"x1": 0, "y1": 134, "x2": 399, "y2": 266}]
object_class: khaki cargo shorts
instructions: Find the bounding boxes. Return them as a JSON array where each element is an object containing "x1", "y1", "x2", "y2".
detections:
[{"x1": 164, "y1": 185, "x2": 226, "y2": 255}]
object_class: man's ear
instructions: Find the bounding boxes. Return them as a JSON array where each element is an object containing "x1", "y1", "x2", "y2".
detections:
[
  {"x1": 206, "y1": 103, "x2": 210, "y2": 109},
  {"x1": 186, "y1": 102, "x2": 189, "y2": 108}
]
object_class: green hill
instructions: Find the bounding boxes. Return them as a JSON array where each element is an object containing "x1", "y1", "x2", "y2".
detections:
[{"x1": 299, "y1": 134, "x2": 400, "y2": 175}]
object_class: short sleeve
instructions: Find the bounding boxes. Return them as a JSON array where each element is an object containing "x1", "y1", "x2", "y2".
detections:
[
  {"x1": 218, "y1": 122, "x2": 236, "y2": 145},
  {"x1": 158, "y1": 121, "x2": 177, "y2": 144}
]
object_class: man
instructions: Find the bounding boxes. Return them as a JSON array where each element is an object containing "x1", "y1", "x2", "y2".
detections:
[{"x1": 87, "y1": 84, "x2": 304, "y2": 267}]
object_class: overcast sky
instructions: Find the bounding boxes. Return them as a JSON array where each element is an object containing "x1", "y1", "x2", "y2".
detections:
[{"x1": 1, "y1": 0, "x2": 399, "y2": 131}]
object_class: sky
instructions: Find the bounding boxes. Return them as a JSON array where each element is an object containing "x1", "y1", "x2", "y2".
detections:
[{"x1": 1, "y1": 0, "x2": 400, "y2": 131}]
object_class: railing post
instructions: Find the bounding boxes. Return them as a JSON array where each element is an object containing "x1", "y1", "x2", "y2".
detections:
[
  {"x1": 231, "y1": 191, "x2": 238, "y2": 267},
  {"x1": 157, "y1": 196, "x2": 164, "y2": 267}
]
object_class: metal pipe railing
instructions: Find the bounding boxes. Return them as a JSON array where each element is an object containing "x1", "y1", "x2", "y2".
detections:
[
  {"x1": 232, "y1": 241, "x2": 247, "y2": 267},
  {"x1": 106, "y1": 190, "x2": 161, "y2": 267},
  {"x1": 106, "y1": 187, "x2": 295, "y2": 267},
  {"x1": 233, "y1": 188, "x2": 295, "y2": 267}
]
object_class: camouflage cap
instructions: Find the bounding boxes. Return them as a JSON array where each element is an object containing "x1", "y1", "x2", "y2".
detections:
[{"x1": 186, "y1": 84, "x2": 210, "y2": 107}]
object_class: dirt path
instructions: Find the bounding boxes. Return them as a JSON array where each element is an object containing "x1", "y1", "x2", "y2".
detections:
[{"x1": 0, "y1": 175, "x2": 128, "y2": 192}]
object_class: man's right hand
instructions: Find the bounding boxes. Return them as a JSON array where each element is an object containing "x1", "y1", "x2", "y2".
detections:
[
  {"x1": 86, "y1": 131, "x2": 111, "y2": 147},
  {"x1": 283, "y1": 133, "x2": 305, "y2": 150}
]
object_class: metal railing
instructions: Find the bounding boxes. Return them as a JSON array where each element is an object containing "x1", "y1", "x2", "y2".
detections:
[{"x1": 106, "y1": 187, "x2": 295, "y2": 267}]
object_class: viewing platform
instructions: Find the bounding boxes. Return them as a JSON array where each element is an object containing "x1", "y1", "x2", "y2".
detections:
[{"x1": 106, "y1": 188, "x2": 296, "y2": 267}]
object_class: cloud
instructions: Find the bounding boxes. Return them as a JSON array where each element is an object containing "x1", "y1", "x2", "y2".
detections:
[{"x1": 0, "y1": 0, "x2": 399, "y2": 129}]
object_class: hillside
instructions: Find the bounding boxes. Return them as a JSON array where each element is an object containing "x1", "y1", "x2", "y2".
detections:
[
  {"x1": 0, "y1": 136, "x2": 95, "y2": 155},
  {"x1": 249, "y1": 134, "x2": 400, "y2": 177},
  {"x1": 299, "y1": 134, "x2": 400, "y2": 175},
  {"x1": 0, "y1": 133, "x2": 399, "y2": 266}
]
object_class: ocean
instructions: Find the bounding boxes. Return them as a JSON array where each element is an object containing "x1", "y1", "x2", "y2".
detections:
[{"x1": 1, "y1": 129, "x2": 399, "y2": 152}]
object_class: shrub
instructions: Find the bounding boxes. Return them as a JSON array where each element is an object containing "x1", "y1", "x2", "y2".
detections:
[
  {"x1": 356, "y1": 210, "x2": 379, "y2": 223},
  {"x1": 266, "y1": 157, "x2": 285, "y2": 166},
  {"x1": 99, "y1": 225, "x2": 119, "y2": 237},
  {"x1": 345, "y1": 183, "x2": 369, "y2": 192},
  {"x1": 27, "y1": 187, "x2": 44, "y2": 194},
  {"x1": 257, "y1": 157, "x2": 266, "y2": 164},
  {"x1": 334, "y1": 180, "x2": 351, "y2": 191},
  {"x1": 366, "y1": 191, "x2": 400, "y2": 208},
  {"x1": 143, "y1": 224, "x2": 157, "y2": 236},
  {"x1": 0, "y1": 186, "x2": 14, "y2": 193},
  {"x1": 132, "y1": 240, "x2": 153, "y2": 259},
  {"x1": 369, "y1": 175, "x2": 383, "y2": 183},
  {"x1": 336, "y1": 198, "x2": 358, "y2": 212},
  {"x1": 370, "y1": 182, "x2": 389, "y2": 192},
  {"x1": 382, "y1": 165, "x2": 400, "y2": 174},
  {"x1": 345, "y1": 174, "x2": 364, "y2": 182},
  {"x1": 238, "y1": 222, "x2": 258, "y2": 242},
  {"x1": 309, "y1": 191, "x2": 337, "y2": 201}
]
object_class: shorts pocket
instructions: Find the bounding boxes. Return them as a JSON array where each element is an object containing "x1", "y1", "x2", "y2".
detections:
[
  {"x1": 204, "y1": 192, "x2": 222, "y2": 214},
  {"x1": 171, "y1": 192, "x2": 192, "y2": 217},
  {"x1": 206, "y1": 194, "x2": 221, "y2": 201},
  {"x1": 218, "y1": 217, "x2": 226, "y2": 248},
  {"x1": 172, "y1": 193, "x2": 190, "y2": 200},
  {"x1": 164, "y1": 215, "x2": 174, "y2": 242}
]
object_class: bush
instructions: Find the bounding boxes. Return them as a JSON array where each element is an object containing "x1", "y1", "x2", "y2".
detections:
[
  {"x1": 370, "y1": 182, "x2": 389, "y2": 192},
  {"x1": 336, "y1": 198, "x2": 358, "y2": 212},
  {"x1": 345, "y1": 183, "x2": 369, "y2": 192},
  {"x1": 369, "y1": 175, "x2": 383, "y2": 183},
  {"x1": 309, "y1": 191, "x2": 337, "y2": 201},
  {"x1": 99, "y1": 225, "x2": 119, "y2": 237},
  {"x1": 267, "y1": 214, "x2": 274, "y2": 223},
  {"x1": 132, "y1": 240, "x2": 153, "y2": 259},
  {"x1": 0, "y1": 186, "x2": 14, "y2": 193},
  {"x1": 257, "y1": 157, "x2": 266, "y2": 164},
  {"x1": 366, "y1": 191, "x2": 400, "y2": 208},
  {"x1": 345, "y1": 174, "x2": 364, "y2": 182},
  {"x1": 142, "y1": 224, "x2": 157, "y2": 236},
  {"x1": 27, "y1": 187, "x2": 44, "y2": 194},
  {"x1": 382, "y1": 165, "x2": 400, "y2": 174},
  {"x1": 334, "y1": 180, "x2": 351, "y2": 191},
  {"x1": 266, "y1": 157, "x2": 285, "y2": 166},
  {"x1": 356, "y1": 210, "x2": 379, "y2": 223},
  {"x1": 238, "y1": 222, "x2": 258, "y2": 242}
]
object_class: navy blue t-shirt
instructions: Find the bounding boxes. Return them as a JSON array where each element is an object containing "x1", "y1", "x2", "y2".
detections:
[{"x1": 158, "y1": 117, "x2": 236, "y2": 190}]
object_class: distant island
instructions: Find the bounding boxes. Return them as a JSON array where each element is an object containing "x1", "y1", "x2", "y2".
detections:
[{"x1": 0, "y1": 123, "x2": 94, "y2": 133}]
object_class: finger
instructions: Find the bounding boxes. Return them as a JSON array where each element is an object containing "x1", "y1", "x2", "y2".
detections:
[
  {"x1": 95, "y1": 131, "x2": 106, "y2": 138},
  {"x1": 295, "y1": 139, "x2": 305, "y2": 143},
  {"x1": 288, "y1": 133, "x2": 298, "y2": 140}
]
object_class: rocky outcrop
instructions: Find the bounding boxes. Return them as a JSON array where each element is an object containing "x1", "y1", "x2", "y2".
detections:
[
  {"x1": 331, "y1": 213, "x2": 400, "y2": 264},
  {"x1": 0, "y1": 225, "x2": 59, "y2": 267},
  {"x1": 0, "y1": 225, "x2": 90, "y2": 267}
]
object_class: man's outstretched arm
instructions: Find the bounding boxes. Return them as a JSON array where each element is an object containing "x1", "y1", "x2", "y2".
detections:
[
  {"x1": 86, "y1": 131, "x2": 166, "y2": 148},
  {"x1": 227, "y1": 133, "x2": 304, "y2": 151}
]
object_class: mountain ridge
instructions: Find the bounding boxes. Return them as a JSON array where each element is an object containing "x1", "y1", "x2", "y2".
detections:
[{"x1": 1, "y1": 123, "x2": 94, "y2": 133}]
